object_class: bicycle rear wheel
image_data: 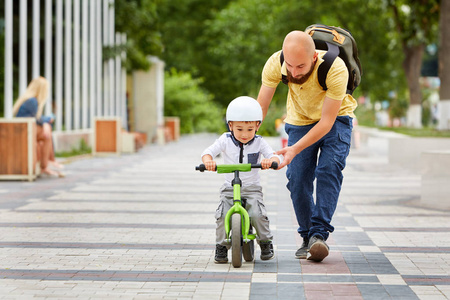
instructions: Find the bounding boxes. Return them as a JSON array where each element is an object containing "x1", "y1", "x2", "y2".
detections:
[
  {"x1": 242, "y1": 225, "x2": 254, "y2": 262},
  {"x1": 231, "y1": 213, "x2": 242, "y2": 268}
]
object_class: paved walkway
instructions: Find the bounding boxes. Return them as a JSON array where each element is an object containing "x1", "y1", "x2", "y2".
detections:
[{"x1": 0, "y1": 132, "x2": 449, "y2": 299}]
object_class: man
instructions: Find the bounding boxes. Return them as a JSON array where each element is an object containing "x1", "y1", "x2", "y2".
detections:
[{"x1": 257, "y1": 31, "x2": 357, "y2": 262}]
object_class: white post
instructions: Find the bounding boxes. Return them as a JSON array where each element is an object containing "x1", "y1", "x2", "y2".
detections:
[
  {"x1": 150, "y1": 56, "x2": 165, "y2": 131},
  {"x1": 73, "y1": 0, "x2": 80, "y2": 130},
  {"x1": 81, "y1": 0, "x2": 88, "y2": 129},
  {"x1": 406, "y1": 104, "x2": 422, "y2": 129},
  {"x1": 89, "y1": 0, "x2": 96, "y2": 126},
  {"x1": 115, "y1": 32, "x2": 121, "y2": 123},
  {"x1": 19, "y1": 0, "x2": 28, "y2": 95},
  {"x1": 121, "y1": 34, "x2": 127, "y2": 129},
  {"x1": 103, "y1": 0, "x2": 109, "y2": 116},
  {"x1": 55, "y1": 0, "x2": 63, "y2": 131},
  {"x1": 65, "y1": 0, "x2": 72, "y2": 131},
  {"x1": 97, "y1": 0, "x2": 103, "y2": 117},
  {"x1": 32, "y1": 0, "x2": 40, "y2": 79},
  {"x1": 4, "y1": 0, "x2": 13, "y2": 118},
  {"x1": 438, "y1": 101, "x2": 450, "y2": 130},
  {"x1": 109, "y1": 0, "x2": 115, "y2": 116},
  {"x1": 45, "y1": 0, "x2": 53, "y2": 116}
]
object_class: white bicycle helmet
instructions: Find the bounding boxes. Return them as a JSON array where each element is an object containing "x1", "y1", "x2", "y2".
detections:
[{"x1": 226, "y1": 96, "x2": 263, "y2": 123}]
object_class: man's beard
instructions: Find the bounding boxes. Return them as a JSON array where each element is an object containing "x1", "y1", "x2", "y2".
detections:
[{"x1": 286, "y1": 61, "x2": 315, "y2": 85}]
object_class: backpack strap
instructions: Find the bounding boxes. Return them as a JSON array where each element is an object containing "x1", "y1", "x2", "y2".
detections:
[
  {"x1": 279, "y1": 42, "x2": 340, "y2": 91},
  {"x1": 317, "y1": 42, "x2": 339, "y2": 91},
  {"x1": 280, "y1": 51, "x2": 289, "y2": 85}
]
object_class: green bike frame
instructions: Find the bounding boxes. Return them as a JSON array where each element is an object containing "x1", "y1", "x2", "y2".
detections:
[{"x1": 218, "y1": 164, "x2": 257, "y2": 243}]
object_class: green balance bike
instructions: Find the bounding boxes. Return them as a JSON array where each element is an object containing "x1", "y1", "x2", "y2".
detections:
[{"x1": 195, "y1": 162, "x2": 278, "y2": 268}]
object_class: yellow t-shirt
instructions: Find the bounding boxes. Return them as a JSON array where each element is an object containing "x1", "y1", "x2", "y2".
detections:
[{"x1": 262, "y1": 50, "x2": 357, "y2": 126}]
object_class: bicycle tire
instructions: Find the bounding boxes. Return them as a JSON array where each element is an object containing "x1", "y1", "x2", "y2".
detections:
[
  {"x1": 231, "y1": 214, "x2": 242, "y2": 268},
  {"x1": 242, "y1": 226, "x2": 254, "y2": 262}
]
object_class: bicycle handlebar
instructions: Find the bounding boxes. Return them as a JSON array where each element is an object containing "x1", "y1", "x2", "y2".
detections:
[
  {"x1": 195, "y1": 164, "x2": 207, "y2": 172},
  {"x1": 251, "y1": 162, "x2": 278, "y2": 170},
  {"x1": 195, "y1": 162, "x2": 278, "y2": 173}
]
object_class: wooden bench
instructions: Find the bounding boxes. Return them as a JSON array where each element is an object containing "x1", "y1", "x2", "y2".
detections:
[
  {"x1": 92, "y1": 117, "x2": 122, "y2": 156},
  {"x1": 165, "y1": 116, "x2": 180, "y2": 142},
  {"x1": 0, "y1": 118, "x2": 39, "y2": 181}
]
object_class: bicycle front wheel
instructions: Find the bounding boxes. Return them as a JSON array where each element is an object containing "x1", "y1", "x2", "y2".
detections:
[{"x1": 231, "y1": 213, "x2": 242, "y2": 268}]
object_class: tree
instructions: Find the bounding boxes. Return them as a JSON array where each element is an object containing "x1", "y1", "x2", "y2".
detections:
[
  {"x1": 387, "y1": 0, "x2": 440, "y2": 128},
  {"x1": 312, "y1": 1, "x2": 407, "y2": 103},
  {"x1": 203, "y1": 0, "x2": 289, "y2": 106},
  {"x1": 157, "y1": 0, "x2": 232, "y2": 74},
  {"x1": 115, "y1": 0, "x2": 163, "y2": 71},
  {"x1": 204, "y1": 0, "x2": 408, "y2": 109},
  {"x1": 157, "y1": 0, "x2": 439, "y2": 131},
  {"x1": 164, "y1": 69, "x2": 224, "y2": 133},
  {"x1": 439, "y1": 0, "x2": 450, "y2": 130},
  {"x1": 0, "y1": 17, "x2": 4, "y2": 117}
]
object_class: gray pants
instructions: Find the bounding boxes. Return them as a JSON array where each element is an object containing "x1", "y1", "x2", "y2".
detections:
[{"x1": 215, "y1": 184, "x2": 273, "y2": 246}]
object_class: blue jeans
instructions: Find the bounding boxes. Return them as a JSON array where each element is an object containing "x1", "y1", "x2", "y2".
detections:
[{"x1": 285, "y1": 116, "x2": 353, "y2": 241}]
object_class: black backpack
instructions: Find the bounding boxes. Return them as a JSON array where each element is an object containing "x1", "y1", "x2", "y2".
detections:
[{"x1": 280, "y1": 24, "x2": 362, "y2": 95}]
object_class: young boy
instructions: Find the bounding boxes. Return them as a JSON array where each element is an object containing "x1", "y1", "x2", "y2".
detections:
[{"x1": 201, "y1": 96, "x2": 280, "y2": 263}]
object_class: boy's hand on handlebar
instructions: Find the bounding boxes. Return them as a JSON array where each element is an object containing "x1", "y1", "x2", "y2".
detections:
[
  {"x1": 261, "y1": 157, "x2": 280, "y2": 170},
  {"x1": 260, "y1": 158, "x2": 272, "y2": 170},
  {"x1": 204, "y1": 160, "x2": 217, "y2": 172}
]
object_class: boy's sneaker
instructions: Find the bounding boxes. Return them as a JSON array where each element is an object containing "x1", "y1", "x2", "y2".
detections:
[
  {"x1": 215, "y1": 244, "x2": 228, "y2": 263},
  {"x1": 307, "y1": 235, "x2": 329, "y2": 262},
  {"x1": 295, "y1": 238, "x2": 309, "y2": 259},
  {"x1": 260, "y1": 241, "x2": 274, "y2": 260}
]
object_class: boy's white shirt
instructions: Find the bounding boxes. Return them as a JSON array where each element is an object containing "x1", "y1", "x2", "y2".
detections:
[{"x1": 201, "y1": 133, "x2": 280, "y2": 187}]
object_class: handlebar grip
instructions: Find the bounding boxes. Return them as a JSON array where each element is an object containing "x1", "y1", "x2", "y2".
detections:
[
  {"x1": 195, "y1": 164, "x2": 206, "y2": 172},
  {"x1": 196, "y1": 164, "x2": 218, "y2": 172},
  {"x1": 250, "y1": 162, "x2": 278, "y2": 170}
]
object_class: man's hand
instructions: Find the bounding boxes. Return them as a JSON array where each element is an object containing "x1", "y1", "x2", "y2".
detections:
[
  {"x1": 274, "y1": 97, "x2": 342, "y2": 169},
  {"x1": 275, "y1": 146, "x2": 299, "y2": 169}
]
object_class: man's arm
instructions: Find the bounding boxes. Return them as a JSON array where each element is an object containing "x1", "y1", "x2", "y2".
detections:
[
  {"x1": 257, "y1": 85, "x2": 276, "y2": 120},
  {"x1": 276, "y1": 96, "x2": 342, "y2": 169}
]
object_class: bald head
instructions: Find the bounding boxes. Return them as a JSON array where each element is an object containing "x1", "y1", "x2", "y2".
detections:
[
  {"x1": 282, "y1": 31, "x2": 318, "y2": 83},
  {"x1": 282, "y1": 31, "x2": 316, "y2": 58}
]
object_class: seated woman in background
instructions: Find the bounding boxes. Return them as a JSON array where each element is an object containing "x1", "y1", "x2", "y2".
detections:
[{"x1": 13, "y1": 76, "x2": 64, "y2": 177}]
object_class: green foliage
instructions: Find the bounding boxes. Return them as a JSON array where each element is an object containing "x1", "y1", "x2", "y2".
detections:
[
  {"x1": 378, "y1": 127, "x2": 450, "y2": 138},
  {"x1": 354, "y1": 106, "x2": 376, "y2": 127},
  {"x1": 294, "y1": 1, "x2": 408, "y2": 108},
  {"x1": 203, "y1": 0, "x2": 286, "y2": 106},
  {"x1": 0, "y1": 0, "x2": 443, "y2": 130},
  {"x1": 0, "y1": 27, "x2": 4, "y2": 117},
  {"x1": 158, "y1": 0, "x2": 238, "y2": 113},
  {"x1": 55, "y1": 139, "x2": 91, "y2": 158},
  {"x1": 114, "y1": 0, "x2": 163, "y2": 71},
  {"x1": 421, "y1": 85, "x2": 438, "y2": 127},
  {"x1": 258, "y1": 103, "x2": 287, "y2": 136},
  {"x1": 158, "y1": 0, "x2": 232, "y2": 73},
  {"x1": 157, "y1": 0, "x2": 429, "y2": 132},
  {"x1": 164, "y1": 69, "x2": 225, "y2": 134},
  {"x1": 192, "y1": 0, "x2": 411, "y2": 109},
  {"x1": 389, "y1": 95, "x2": 409, "y2": 119},
  {"x1": 384, "y1": 0, "x2": 440, "y2": 107},
  {"x1": 386, "y1": 0, "x2": 440, "y2": 46}
]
